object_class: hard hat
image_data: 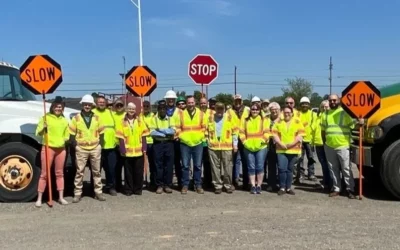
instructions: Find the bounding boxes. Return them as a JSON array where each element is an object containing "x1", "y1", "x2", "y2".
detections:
[
  {"x1": 80, "y1": 94, "x2": 95, "y2": 104},
  {"x1": 262, "y1": 98, "x2": 270, "y2": 103},
  {"x1": 164, "y1": 90, "x2": 177, "y2": 99},
  {"x1": 176, "y1": 96, "x2": 186, "y2": 104},
  {"x1": 300, "y1": 96, "x2": 310, "y2": 103},
  {"x1": 251, "y1": 96, "x2": 261, "y2": 102},
  {"x1": 233, "y1": 94, "x2": 242, "y2": 100}
]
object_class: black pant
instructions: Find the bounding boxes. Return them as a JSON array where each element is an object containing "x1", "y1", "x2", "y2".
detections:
[
  {"x1": 174, "y1": 140, "x2": 182, "y2": 187},
  {"x1": 115, "y1": 148, "x2": 124, "y2": 192},
  {"x1": 267, "y1": 148, "x2": 278, "y2": 188},
  {"x1": 101, "y1": 148, "x2": 117, "y2": 189},
  {"x1": 296, "y1": 142, "x2": 315, "y2": 179},
  {"x1": 153, "y1": 141, "x2": 174, "y2": 187},
  {"x1": 233, "y1": 140, "x2": 248, "y2": 190},
  {"x1": 124, "y1": 156, "x2": 144, "y2": 195},
  {"x1": 147, "y1": 144, "x2": 157, "y2": 187},
  {"x1": 202, "y1": 146, "x2": 212, "y2": 188}
]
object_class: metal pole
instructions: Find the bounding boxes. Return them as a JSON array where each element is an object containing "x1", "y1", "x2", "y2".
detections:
[
  {"x1": 130, "y1": 0, "x2": 143, "y2": 66},
  {"x1": 234, "y1": 66, "x2": 237, "y2": 95},
  {"x1": 329, "y1": 56, "x2": 333, "y2": 95}
]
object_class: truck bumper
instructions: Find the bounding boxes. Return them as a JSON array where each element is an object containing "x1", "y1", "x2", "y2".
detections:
[{"x1": 350, "y1": 144, "x2": 373, "y2": 167}]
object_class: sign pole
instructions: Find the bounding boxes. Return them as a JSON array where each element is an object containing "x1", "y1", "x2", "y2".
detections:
[
  {"x1": 140, "y1": 94, "x2": 148, "y2": 187},
  {"x1": 359, "y1": 121, "x2": 363, "y2": 200},
  {"x1": 42, "y1": 91, "x2": 53, "y2": 207},
  {"x1": 201, "y1": 83, "x2": 204, "y2": 97}
]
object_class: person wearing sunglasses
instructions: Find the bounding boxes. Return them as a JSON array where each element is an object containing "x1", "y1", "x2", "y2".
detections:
[
  {"x1": 112, "y1": 99, "x2": 126, "y2": 192},
  {"x1": 239, "y1": 103, "x2": 270, "y2": 194},
  {"x1": 272, "y1": 105, "x2": 305, "y2": 196},
  {"x1": 321, "y1": 94, "x2": 362, "y2": 199},
  {"x1": 281, "y1": 96, "x2": 300, "y2": 121}
]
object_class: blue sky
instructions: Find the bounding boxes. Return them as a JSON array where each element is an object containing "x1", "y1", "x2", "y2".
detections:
[{"x1": 2, "y1": 0, "x2": 400, "y2": 102}]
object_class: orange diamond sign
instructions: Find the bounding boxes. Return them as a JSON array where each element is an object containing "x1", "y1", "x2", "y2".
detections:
[
  {"x1": 125, "y1": 66, "x2": 157, "y2": 97},
  {"x1": 341, "y1": 81, "x2": 381, "y2": 119},
  {"x1": 20, "y1": 55, "x2": 63, "y2": 95}
]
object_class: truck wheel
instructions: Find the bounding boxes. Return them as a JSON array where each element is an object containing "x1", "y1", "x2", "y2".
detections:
[
  {"x1": 380, "y1": 139, "x2": 400, "y2": 199},
  {"x1": 0, "y1": 142, "x2": 40, "y2": 202}
]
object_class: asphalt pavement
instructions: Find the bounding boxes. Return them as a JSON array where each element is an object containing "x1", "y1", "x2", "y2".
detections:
[{"x1": 1, "y1": 163, "x2": 399, "y2": 250}]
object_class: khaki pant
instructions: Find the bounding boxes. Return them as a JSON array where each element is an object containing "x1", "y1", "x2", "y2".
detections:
[
  {"x1": 74, "y1": 144, "x2": 102, "y2": 196},
  {"x1": 324, "y1": 145, "x2": 355, "y2": 192},
  {"x1": 208, "y1": 149, "x2": 233, "y2": 190}
]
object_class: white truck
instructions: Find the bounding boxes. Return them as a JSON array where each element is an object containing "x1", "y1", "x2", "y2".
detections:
[{"x1": 0, "y1": 61, "x2": 79, "y2": 202}]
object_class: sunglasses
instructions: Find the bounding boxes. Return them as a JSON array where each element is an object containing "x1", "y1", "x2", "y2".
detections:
[
  {"x1": 116, "y1": 104, "x2": 123, "y2": 108},
  {"x1": 286, "y1": 102, "x2": 294, "y2": 104},
  {"x1": 329, "y1": 99, "x2": 337, "y2": 102},
  {"x1": 177, "y1": 102, "x2": 185, "y2": 105},
  {"x1": 251, "y1": 108, "x2": 260, "y2": 111}
]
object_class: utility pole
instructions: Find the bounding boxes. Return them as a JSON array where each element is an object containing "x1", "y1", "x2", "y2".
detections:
[
  {"x1": 234, "y1": 66, "x2": 237, "y2": 95},
  {"x1": 119, "y1": 56, "x2": 127, "y2": 108},
  {"x1": 329, "y1": 56, "x2": 333, "y2": 95}
]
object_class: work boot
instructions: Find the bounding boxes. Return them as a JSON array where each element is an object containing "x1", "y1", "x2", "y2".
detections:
[
  {"x1": 195, "y1": 186, "x2": 204, "y2": 194},
  {"x1": 163, "y1": 186, "x2": 173, "y2": 194},
  {"x1": 156, "y1": 187, "x2": 163, "y2": 194},
  {"x1": 95, "y1": 193, "x2": 106, "y2": 201},
  {"x1": 72, "y1": 196, "x2": 81, "y2": 203},
  {"x1": 347, "y1": 191, "x2": 356, "y2": 199},
  {"x1": 181, "y1": 186, "x2": 188, "y2": 195},
  {"x1": 215, "y1": 189, "x2": 222, "y2": 194},
  {"x1": 329, "y1": 191, "x2": 340, "y2": 197},
  {"x1": 109, "y1": 189, "x2": 117, "y2": 196}
]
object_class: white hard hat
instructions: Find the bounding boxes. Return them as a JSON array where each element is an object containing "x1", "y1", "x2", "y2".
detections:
[
  {"x1": 80, "y1": 94, "x2": 95, "y2": 104},
  {"x1": 300, "y1": 96, "x2": 310, "y2": 103},
  {"x1": 164, "y1": 90, "x2": 177, "y2": 99},
  {"x1": 251, "y1": 96, "x2": 261, "y2": 102}
]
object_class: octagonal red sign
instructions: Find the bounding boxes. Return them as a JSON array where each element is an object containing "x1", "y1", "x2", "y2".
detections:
[{"x1": 188, "y1": 54, "x2": 219, "y2": 85}]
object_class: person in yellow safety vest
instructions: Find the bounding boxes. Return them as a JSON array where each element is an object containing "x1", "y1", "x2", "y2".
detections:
[
  {"x1": 229, "y1": 94, "x2": 250, "y2": 189},
  {"x1": 175, "y1": 95, "x2": 207, "y2": 194},
  {"x1": 239, "y1": 103, "x2": 271, "y2": 194},
  {"x1": 265, "y1": 102, "x2": 281, "y2": 192},
  {"x1": 34, "y1": 97, "x2": 69, "y2": 207},
  {"x1": 92, "y1": 95, "x2": 118, "y2": 196},
  {"x1": 296, "y1": 96, "x2": 318, "y2": 183},
  {"x1": 112, "y1": 99, "x2": 126, "y2": 192},
  {"x1": 116, "y1": 102, "x2": 149, "y2": 196},
  {"x1": 199, "y1": 97, "x2": 216, "y2": 189},
  {"x1": 281, "y1": 96, "x2": 301, "y2": 120},
  {"x1": 321, "y1": 94, "x2": 363, "y2": 199},
  {"x1": 272, "y1": 105, "x2": 305, "y2": 196},
  {"x1": 69, "y1": 94, "x2": 106, "y2": 203},
  {"x1": 149, "y1": 100, "x2": 176, "y2": 194},
  {"x1": 206, "y1": 102, "x2": 238, "y2": 194},
  {"x1": 261, "y1": 98, "x2": 270, "y2": 118},
  {"x1": 311, "y1": 100, "x2": 332, "y2": 191},
  {"x1": 142, "y1": 100, "x2": 156, "y2": 190}
]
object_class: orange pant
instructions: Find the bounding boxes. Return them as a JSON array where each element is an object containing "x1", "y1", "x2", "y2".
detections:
[{"x1": 38, "y1": 147, "x2": 66, "y2": 193}]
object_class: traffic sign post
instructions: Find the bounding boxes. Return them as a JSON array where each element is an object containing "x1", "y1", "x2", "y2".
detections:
[
  {"x1": 188, "y1": 54, "x2": 219, "y2": 97},
  {"x1": 341, "y1": 80, "x2": 381, "y2": 200},
  {"x1": 20, "y1": 55, "x2": 63, "y2": 208}
]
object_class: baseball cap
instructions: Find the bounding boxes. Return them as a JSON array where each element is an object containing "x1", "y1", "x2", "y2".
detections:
[{"x1": 233, "y1": 94, "x2": 242, "y2": 100}]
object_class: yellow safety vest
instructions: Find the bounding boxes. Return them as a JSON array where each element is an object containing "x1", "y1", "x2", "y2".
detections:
[
  {"x1": 93, "y1": 108, "x2": 116, "y2": 149},
  {"x1": 149, "y1": 114, "x2": 176, "y2": 141},
  {"x1": 206, "y1": 112, "x2": 238, "y2": 150},
  {"x1": 321, "y1": 107, "x2": 355, "y2": 149},
  {"x1": 272, "y1": 118, "x2": 305, "y2": 154},
  {"x1": 239, "y1": 115, "x2": 270, "y2": 152},
  {"x1": 142, "y1": 112, "x2": 154, "y2": 144},
  {"x1": 228, "y1": 106, "x2": 250, "y2": 129},
  {"x1": 176, "y1": 108, "x2": 206, "y2": 147},
  {"x1": 299, "y1": 109, "x2": 316, "y2": 143},
  {"x1": 112, "y1": 111, "x2": 126, "y2": 145},
  {"x1": 69, "y1": 113, "x2": 104, "y2": 150},
  {"x1": 36, "y1": 113, "x2": 69, "y2": 148},
  {"x1": 311, "y1": 113, "x2": 323, "y2": 146},
  {"x1": 116, "y1": 116, "x2": 149, "y2": 157}
]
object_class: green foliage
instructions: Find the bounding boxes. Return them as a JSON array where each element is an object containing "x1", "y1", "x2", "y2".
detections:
[{"x1": 215, "y1": 93, "x2": 234, "y2": 106}]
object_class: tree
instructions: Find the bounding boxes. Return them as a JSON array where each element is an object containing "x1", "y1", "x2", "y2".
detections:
[
  {"x1": 176, "y1": 91, "x2": 186, "y2": 98},
  {"x1": 310, "y1": 92, "x2": 323, "y2": 107},
  {"x1": 281, "y1": 77, "x2": 313, "y2": 103},
  {"x1": 193, "y1": 90, "x2": 202, "y2": 104},
  {"x1": 215, "y1": 93, "x2": 234, "y2": 106}
]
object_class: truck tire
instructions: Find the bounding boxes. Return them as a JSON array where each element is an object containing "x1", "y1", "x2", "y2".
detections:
[
  {"x1": 380, "y1": 139, "x2": 400, "y2": 199},
  {"x1": 0, "y1": 142, "x2": 40, "y2": 202}
]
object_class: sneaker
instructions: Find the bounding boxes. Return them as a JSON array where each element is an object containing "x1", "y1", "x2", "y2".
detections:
[
  {"x1": 181, "y1": 186, "x2": 188, "y2": 195},
  {"x1": 286, "y1": 189, "x2": 295, "y2": 195},
  {"x1": 277, "y1": 189, "x2": 286, "y2": 196},
  {"x1": 156, "y1": 187, "x2": 163, "y2": 194},
  {"x1": 95, "y1": 193, "x2": 106, "y2": 201},
  {"x1": 348, "y1": 191, "x2": 356, "y2": 199},
  {"x1": 72, "y1": 196, "x2": 81, "y2": 203},
  {"x1": 215, "y1": 189, "x2": 222, "y2": 194},
  {"x1": 256, "y1": 185, "x2": 262, "y2": 194},
  {"x1": 225, "y1": 186, "x2": 233, "y2": 194},
  {"x1": 35, "y1": 200, "x2": 42, "y2": 208},
  {"x1": 329, "y1": 191, "x2": 340, "y2": 197},
  {"x1": 163, "y1": 186, "x2": 173, "y2": 194},
  {"x1": 58, "y1": 199, "x2": 69, "y2": 205},
  {"x1": 250, "y1": 186, "x2": 256, "y2": 194},
  {"x1": 196, "y1": 187, "x2": 204, "y2": 194},
  {"x1": 109, "y1": 189, "x2": 118, "y2": 196}
]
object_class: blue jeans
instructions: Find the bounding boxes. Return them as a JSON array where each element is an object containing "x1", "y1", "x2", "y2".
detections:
[
  {"x1": 316, "y1": 145, "x2": 332, "y2": 188},
  {"x1": 180, "y1": 143, "x2": 203, "y2": 188},
  {"x1": 244, "y1": 148, "x2": 268, "y2": 176},
  {"x1": 153, "y1": 141, "x2": 174, "y2": 187},
  {"x1": 277, "y1": 153, "x2": 298, "y2": 190},
  {"x1": 297, "y1": 142, "x2": 315, "y2": 178},
  {"x1": 101, "y1": 148, "x2": 117, "y2": 188},
  {"x1": 233, "y1": 151, "x2": 242, "y2": 179}
]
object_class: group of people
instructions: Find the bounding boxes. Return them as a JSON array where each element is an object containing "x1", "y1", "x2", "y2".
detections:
[{"x1": 34, "y1": 90, "x2": 362, "y2": 207}]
